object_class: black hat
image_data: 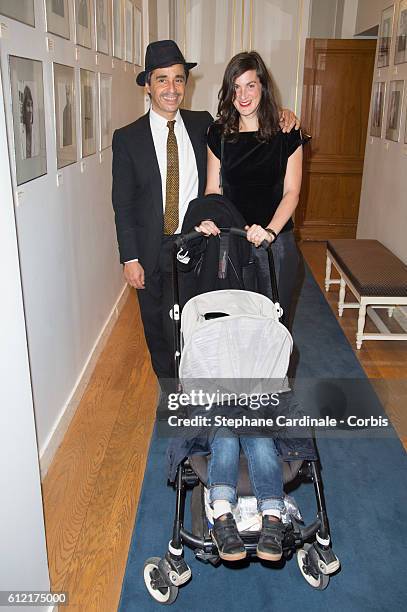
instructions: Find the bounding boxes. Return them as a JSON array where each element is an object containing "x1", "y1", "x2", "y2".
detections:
[{"x1": 136, "y1": 40, "x2": 197, "y2": 86}]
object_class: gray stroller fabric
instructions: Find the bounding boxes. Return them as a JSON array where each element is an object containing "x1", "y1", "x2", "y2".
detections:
[
  {"x1": 180, "y1": 314, "x2": 292, "y2": 398},
  {"x1": 180, "y1": 289, "x2": 282, "y2": 342}
]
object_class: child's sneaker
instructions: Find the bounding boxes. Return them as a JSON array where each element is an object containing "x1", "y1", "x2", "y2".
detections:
[
  {"x1": 211, "y1": 513, "x2": 246, "y2": 561},
  {"x1": 256, "y1": 515, "x2": 285, "y2": 561}
]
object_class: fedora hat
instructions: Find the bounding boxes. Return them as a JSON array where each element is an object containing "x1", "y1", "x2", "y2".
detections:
[{"x1": 136, "y1": 40, "x2": 197, "y2": 86}]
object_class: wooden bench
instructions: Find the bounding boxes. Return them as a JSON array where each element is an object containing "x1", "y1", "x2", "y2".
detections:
[{"x1": 325, "y1": 239, "x2": 407, "y2": 349}]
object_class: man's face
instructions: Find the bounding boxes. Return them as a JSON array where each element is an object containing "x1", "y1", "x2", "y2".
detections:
[{"x1": 146, "y1": 64, "x2": 186, "y2": 120}]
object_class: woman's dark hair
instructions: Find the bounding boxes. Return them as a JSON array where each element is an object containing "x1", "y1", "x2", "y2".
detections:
[{"x1": 217, "y1": 51, "x2": 280, "y2": 141}]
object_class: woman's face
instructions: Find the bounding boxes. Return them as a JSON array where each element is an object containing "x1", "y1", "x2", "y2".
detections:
[{"x1": 232, "y1": 69, "x2": 262, "y2": 118}]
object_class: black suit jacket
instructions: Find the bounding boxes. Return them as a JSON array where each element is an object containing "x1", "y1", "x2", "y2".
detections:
[{"x1": 112, "y1": 109, "x2": 213, "y2": 274}]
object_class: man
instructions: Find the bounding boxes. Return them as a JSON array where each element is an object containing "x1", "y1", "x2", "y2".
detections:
[{"x1": 112, "y1": 40, "x2": 298, "y2": 384}]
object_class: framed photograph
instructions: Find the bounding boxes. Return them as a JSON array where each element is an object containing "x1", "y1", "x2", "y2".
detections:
[
  {"x1": 113, "y1": 0, "x2": 123, "y2": 59},
  {"x1": 395, "y1": 0, "x2": 407, "y2": 64},
  {"x1": 0, "y1": 0, "x2": 35, "y2": 26},
  {"x1": 75, "y1": 0, "x2": 92, "y2": 48},
  {"x1": 125, "y1": 0, "x2": 133, "y2": 62},
  {"x1": 45, "y1": 0, "x2": 70, "y2": 39},
  {"x1": 80, "y1": 69, "x2": 97, "y2": 157},
  {"x1": 377, "y1": 5, "x2": 394, "y2": 68},
  {"x1": 133, "y1": 6, "x2": 142, "y2": 66},
  {"x1": 53, "y1": 63, "x2": 77, "y2": 168},
  {"x1": 385, "y1": 80, "x2": 404, "y2": 141},
  {"x1": 9, "y1": 56, "x2": 47, "y2": 185},
  {"x1": 370, "y1": 82, "x2": 386, "y2": 138},
  {"x1": 99, "y1": 73, "x2": 112, "y2": 150},
  {"x1": 95, "y1": 0, "x2": 109, "y2": 55}
]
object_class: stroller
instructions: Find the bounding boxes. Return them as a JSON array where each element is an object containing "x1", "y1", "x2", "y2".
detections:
[{"x1": 143, "y1": 228, "x2": 340, "y2": 605}]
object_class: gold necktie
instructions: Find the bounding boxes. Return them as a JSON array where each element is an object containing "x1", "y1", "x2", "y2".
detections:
[{"x1": 164, "y1": 120, "x2": 179, "y2": 235}]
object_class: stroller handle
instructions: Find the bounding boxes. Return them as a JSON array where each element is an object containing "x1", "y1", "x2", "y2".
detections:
[{"x1": 174, "y1": 226, "x2": 270, "y2": 250}]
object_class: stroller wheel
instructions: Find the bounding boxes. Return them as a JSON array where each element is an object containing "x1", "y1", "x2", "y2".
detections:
[
  {"x1": 143, "y1": 557, "x2": 179, "y2": 604},
  {"x1": 297, "y1": 544, "x2": 330, "y2": 590}
]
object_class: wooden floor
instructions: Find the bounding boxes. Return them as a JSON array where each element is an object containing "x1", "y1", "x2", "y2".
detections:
[{"x1": 42, "y1": 242, "x2": 407, "y2": 611}]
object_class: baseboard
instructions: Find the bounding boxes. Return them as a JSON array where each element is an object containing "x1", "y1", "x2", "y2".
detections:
[{"x1": 39, "y1": 284, "x2": 129, "y2": 479}]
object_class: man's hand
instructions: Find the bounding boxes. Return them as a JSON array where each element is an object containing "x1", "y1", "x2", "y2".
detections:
[
  {"x1": 279, "y1": 109, "x2": 300, "y2": 133},
  {"x1": 124, "y1": 261, "x2": 145, "y2": 289}
]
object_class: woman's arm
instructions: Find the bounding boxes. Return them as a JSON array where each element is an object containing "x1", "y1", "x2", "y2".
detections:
[
  {"x1": 205, "y1": 146, "x2": 222, "y2": 195},
  {"x1": 246, "y1": 146, "x2": 303, "y2": 247},
  {"x1": 267, "y1": 145, "x2": 303, "y2": 233}
]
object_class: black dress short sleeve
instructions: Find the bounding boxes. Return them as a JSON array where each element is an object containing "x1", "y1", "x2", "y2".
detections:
[
  {"x1": 207, "y1": 123, "x2": 222, "y2": 159},
  {"x1": 286, "y1": 128, "x2": 309, "y2": 157}
]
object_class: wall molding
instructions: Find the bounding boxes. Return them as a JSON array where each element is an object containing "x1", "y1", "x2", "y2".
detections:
[{"x1": 39, "y1": 283, "x2": 130, "y2": 479}]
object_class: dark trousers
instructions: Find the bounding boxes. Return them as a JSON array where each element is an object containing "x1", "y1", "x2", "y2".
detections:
[{"x1": 137, "y1": 236, "x2": 177, "y2": 381}]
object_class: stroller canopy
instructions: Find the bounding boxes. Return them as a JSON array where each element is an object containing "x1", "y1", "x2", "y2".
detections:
[
  {"x1": 181, "y1": 289, "x2": 281, "y2": 341},
  {"x1": 180, "y1": 290, "x2": 292, "y2": 397}
]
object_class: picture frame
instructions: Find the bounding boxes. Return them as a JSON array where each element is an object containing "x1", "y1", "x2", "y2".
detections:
[
  {"x1": 53, "y1": 63, "x2": 77, "y2": 169},
  {"x1": 9, "y1": 56, "x2": 47, "y2": 185},
  {"x1": 95, "y1": 0, "x2": 109, "y2": 55},
  {"x1": 75, "y1": 0, "x2": 92, "y2": 48},
  {"x1": 370, "y1": 82, "x2": 386, "y2": 138},
  {"x1": 45, "y1": 0, "x2": 70, "y2": 39},
  {"x1": 112, "y1": 0, "x2": 123, "y2": 59},
  {"x1": 80, "y1": 69, "x2": 97, "y2": 157},
  {"x1": 395, "y1": 0, "x2": 407, "y2": 65},
  {"x1": 133, "y1": 6, "x2": 142, "y2": 66},
  {"x1": 385, "y1": 80, "x2": 404, "y2": 141},
  {"x1": 377, "y1": 5, "x2": 394, "y2": 68},
  {"x1": 0, "y1": 0, "x2": 35, "y2": 26},
  {"x1": 99, "y1": 73, "x2": 112, "y2": 150},
  {"x1": 125, "y1": 0, "x2": 133, "y2": 63}
]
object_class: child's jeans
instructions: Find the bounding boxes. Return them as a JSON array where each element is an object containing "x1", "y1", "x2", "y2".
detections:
[{"x1": 208, "y1": 427, "x2": 284, "y2": 514}]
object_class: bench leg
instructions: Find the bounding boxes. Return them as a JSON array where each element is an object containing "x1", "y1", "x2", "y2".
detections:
[
  {"x1": 338, "y1": 277, "x2": 346, "y2": 317},
  {"x1": 356, "y1": 304, "x2": 366, "y2": 350},
  {"x1": 325, "y1": 255, "x2": 332, "y2": 292}
]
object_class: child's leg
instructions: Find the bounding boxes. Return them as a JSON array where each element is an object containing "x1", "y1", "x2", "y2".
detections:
[
  {"x1": 208, "y1": 427, "x2": 240, "y2": 514},
  {"x1": 240, "y1": 436, "x2": 285, "y2": 561},
  {"x1": 208, "y1": 427, "x2": 246, "y2": 561},
  {"x1": 240, "y1": 436, "x2": 284, "y2": 515}
]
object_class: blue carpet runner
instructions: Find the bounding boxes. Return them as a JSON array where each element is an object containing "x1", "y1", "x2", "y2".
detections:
[{"x1": 119, "y1": 265, "x2": 407, "y2": 612}]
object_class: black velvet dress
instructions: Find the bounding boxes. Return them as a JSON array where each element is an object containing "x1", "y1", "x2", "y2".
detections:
[
  {"x1": 207, "y1": 124, "x2": 305, "y2": 324},
  {"x1": 207, "y1": 124, "x2": 304, "y2": 232}
]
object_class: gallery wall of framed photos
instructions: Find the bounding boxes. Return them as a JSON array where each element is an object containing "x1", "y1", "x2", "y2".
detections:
[
  {"x1": 369, "y1": 1, "x2": 407, "y2": 144},
  {"x1": 0, "y1": 0, "x2": 146, "y2": 455},
  {"x1": 358, "y1": 0, "x2": 407, "y2": 263}
]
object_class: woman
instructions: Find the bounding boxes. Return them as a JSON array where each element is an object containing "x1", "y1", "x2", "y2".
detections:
[
  {"x1": 196, "y1": 51, "x2": 305, "y2": 563},
  {"x1": 198, "y1": 51, "x2": 305, "y2": 324}
]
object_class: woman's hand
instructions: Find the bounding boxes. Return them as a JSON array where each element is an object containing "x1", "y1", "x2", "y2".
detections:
[
  {"x1": 195, "y1": 219, "x2": 221, "y2": 236},
  {"x1": 245, "y1": 224, "x2": 274, "y2": 248}
]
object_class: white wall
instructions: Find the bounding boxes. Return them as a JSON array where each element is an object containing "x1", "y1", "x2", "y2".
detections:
[
  {"x1": 171, "y1": 0, "x2": 311, "y2": 118},
  {"x1": 310, "y1": 0, "x2": 343, "y2": 38},
  {"x1": 355, "y1": 0, "x2": 390, "y2": 34},
  {"x1": 357, "y1": 0, "x2": 407, "y2": 263},
  {"x1": 341, "y1": 0, "x2": 359, "y2": 38},
  {"x1": 0, "y1": 0, "x2": 145, "y2": 462},
  {"x1": 0, "y1": 66, "x2": 50, "y2": 610},
  {"x1": 309, "y1": 0, "x2": 359, "y2": 39}
]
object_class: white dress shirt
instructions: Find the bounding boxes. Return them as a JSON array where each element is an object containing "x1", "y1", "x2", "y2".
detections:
[{"x1": 125, "y1": 108, "x2": 199, "y2": 264}]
